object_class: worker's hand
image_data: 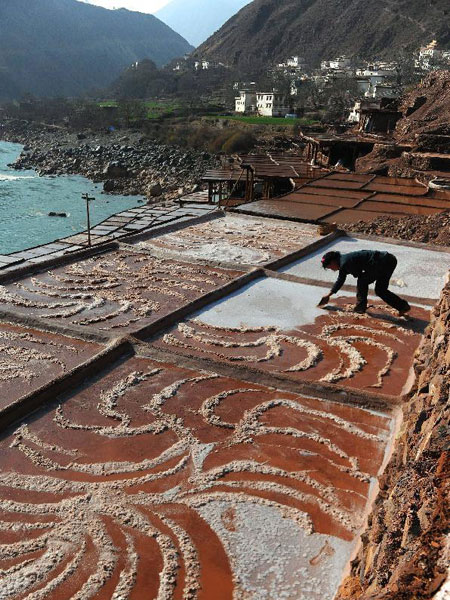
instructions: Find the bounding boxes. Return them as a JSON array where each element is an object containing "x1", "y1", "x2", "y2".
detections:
[{"x1": 318, "y1": 294, "x2": 331, "y2": 307}]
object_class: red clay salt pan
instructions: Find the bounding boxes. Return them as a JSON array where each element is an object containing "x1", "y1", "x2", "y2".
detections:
[
  {"x1": 154, "y1": 278, "x2": 429, "y2": 397},
  {"x1": 0, "y1": 321, "x2": 100, "y2": 409},
  {"x1": 0, "y1": 355, "x2": 393, "y2": 599},
  {"x1": 0, "y1": 248, "x2": 242, "y2": 333}
]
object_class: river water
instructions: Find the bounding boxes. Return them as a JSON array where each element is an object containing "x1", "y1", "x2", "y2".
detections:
[{"x1": 0, "y1": 141, "x2": 142, "y2": 255}]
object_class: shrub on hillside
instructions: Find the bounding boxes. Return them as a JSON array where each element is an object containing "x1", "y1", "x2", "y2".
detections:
[{"x1": 220, "y1": 131, "x2": 256, "y2": 153}]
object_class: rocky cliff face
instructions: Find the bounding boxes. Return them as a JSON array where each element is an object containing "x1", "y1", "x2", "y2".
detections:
[
  {"x1": 196, "y1": 0, "x2": 450, "y2": 69},
  {"x1": 338, "y1": 277, "x2": 450, "y2": 599}
]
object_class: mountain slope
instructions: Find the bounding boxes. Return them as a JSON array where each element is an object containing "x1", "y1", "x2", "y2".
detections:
[
  {"x1": 155, "y1": 0, "x2": 252, "y2": 47},
  {"x1": 0, "y1": 0, "x2": 193, "y2": 99},
  {"x1": 196, "y1": 0, "x2": 450, "y2": 68}
]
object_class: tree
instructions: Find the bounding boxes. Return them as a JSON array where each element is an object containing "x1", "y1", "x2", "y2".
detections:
[
  {"x1": 111, "y1": 59, "x2": 160, "y2": 99},
  {"x1": 393, "y1": 52, "x2": 423, "y2": 93},
  {"x1": 117, "y1": 100, "x2": 148, "y2": 128},
  {"x1": 321, "y1": 76, "x2": 360, "y2": 122}
]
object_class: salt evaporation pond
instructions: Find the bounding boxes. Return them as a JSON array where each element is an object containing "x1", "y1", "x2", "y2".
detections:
[{"x1": 0, "y1": 141, "x2": 142, "y2": 254}]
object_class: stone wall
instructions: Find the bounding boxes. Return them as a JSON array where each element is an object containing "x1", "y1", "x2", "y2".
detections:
[{"x1": 338, "y1": 278, "x2": 450, "y2": 600}]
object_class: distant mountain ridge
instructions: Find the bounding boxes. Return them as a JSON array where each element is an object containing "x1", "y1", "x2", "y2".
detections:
[
  {"x1": 0, "y1": 0, "x2": 193, "y2": 100},
  {"x1": 196, "y1": 0, "x2": 450, "y2": 69},
  {"x1": 155, "y1": 0, "x2": 252, "y2": 47}
]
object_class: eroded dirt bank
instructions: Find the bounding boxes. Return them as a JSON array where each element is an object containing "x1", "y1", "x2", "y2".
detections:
[
  {"x1": 343, "y1": 211, "x2": 450, "y2": 248},
  {"x1": 337, "y1": 279, "x2": 450, "y2": 600}
]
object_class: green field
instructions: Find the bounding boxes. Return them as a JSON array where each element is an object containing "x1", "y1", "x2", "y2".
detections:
[
  {"x1": 207, "y1": 115, "x2": 318, "y2": 126},
  {"x1": 99, "y1": 100, "x2": 181, "y2": 119},
  {"x1": 145, "y1": 100, "x2": 181, "y2": 119}
]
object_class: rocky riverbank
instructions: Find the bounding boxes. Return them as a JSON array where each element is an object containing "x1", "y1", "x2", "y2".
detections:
[{"x1": 0, "y1": 120, "x2": 220, "y2": 203}]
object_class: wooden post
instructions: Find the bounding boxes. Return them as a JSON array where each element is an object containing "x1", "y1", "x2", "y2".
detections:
[
  {"x1": 249, "y1": 168, "x2": 254, "y2": 202},
  {"x1": 245, "y1": 168, "x2": 250, "y2": 202},
  {"x1": 81, "y1": 193, "x2": 95, "y2": 247},
  {"x1": 208, "y1": 182, "x2": 213, "y2": 203}
]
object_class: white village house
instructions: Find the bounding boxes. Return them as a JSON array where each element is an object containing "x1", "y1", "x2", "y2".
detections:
[
  {"x1": 256, "y1": 92, "x2": 291, "y2": 117},
  {"x1": 235, "y1": 90, "x2": 291, "y2": 117},
  {"x1": 235, "y1": 90, "x2": 257, "y2": 113}
]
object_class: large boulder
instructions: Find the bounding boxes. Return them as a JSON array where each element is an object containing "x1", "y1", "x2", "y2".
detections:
[
  {"x1": 103, "y1": 179, "x2": 117, "y2": 192},
  {"x1": 148, "y1": 182, "x2": 163, "y2": 197},
  {"x1": 103, "y1": 161, "x2": 129, "y2": 178}
]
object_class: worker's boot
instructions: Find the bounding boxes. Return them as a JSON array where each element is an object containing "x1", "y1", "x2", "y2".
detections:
[
  {"x1": 398, "y1": 303, "x2": 411, "y2": 317},
  {"x1": 353, "y1": 305, "x2": 366, "y2": 314}
]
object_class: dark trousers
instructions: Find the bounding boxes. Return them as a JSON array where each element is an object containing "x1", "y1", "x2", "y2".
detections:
[{"x1": 356, "y1": 254, "x2": 410, "y2": 312}]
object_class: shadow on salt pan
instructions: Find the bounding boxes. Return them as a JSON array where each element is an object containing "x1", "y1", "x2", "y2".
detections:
[
  {"x1": 196, "y1": 278, "x2": 325, "y2": 332},
  {"x1": 279, "y1": 237, "x2": 449, "y2": 300}
]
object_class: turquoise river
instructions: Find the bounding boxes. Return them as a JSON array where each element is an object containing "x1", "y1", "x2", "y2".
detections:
[{"x1": 0, "y1": 141, "x2": 142, "y2": 255}]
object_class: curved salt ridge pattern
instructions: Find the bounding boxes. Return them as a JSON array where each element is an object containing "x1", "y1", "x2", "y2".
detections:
[
  {"x1": 163, "y1": 316, "x2": 408, "y2": 386},
  {"x1": 144, "y1": 373, "x2": 219, "y2": 412},
  {"x1": 0, "y1": 329, "x2": 81, "y2": 383},
  {"x1": 109, "y1": 532, "x2": 138, "y2": 600},
  {"x1": 159, "y1": 517, "x2": 201, "y2": 599},
  {"x1": 164, "y1": 327, "x2": 323, "y2": 371},
  {"x1": 200, "y1": 460, "x2": 339, "y2": 503},
  {"x1": 0, "y1": 364, "x2": 390, "y2": 597},
  {"x1": 3, "y1": 251, "x2": 234, "y2": 330},
  {"x1": 97, "y1": 369, "x2": 163, "y2": 425},
  {"x1": 143, "y1": 215, "x2": 315, "y2": 265}
]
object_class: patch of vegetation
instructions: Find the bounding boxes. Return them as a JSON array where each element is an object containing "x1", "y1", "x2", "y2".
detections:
[
  {"x1": 99, "y1": 99, "x2": 181, "y2": 120},
  {"x1": 206, "y1": 115, "x2": 319, "y2": 126}
]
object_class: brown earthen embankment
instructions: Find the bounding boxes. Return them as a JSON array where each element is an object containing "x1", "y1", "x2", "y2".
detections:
[{"x1": 337, "y1": 278, "x2": 450, "y2": 599}]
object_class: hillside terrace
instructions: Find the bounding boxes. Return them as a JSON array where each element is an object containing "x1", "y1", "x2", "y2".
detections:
[{"x1": 0, "y1": 169, "x2": 448, "y2": 598}]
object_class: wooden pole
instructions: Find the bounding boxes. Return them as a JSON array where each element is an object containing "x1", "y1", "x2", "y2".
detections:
[{"x1": 82, "y1": 193, "x2": 95, "y2": 247}]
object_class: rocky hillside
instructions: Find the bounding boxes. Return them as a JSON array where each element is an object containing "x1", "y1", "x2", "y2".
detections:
[
  {"x1": 0, "y1": 0, "x2": 193, "y2": 100},
  {"x1": 196, "y1": 0, "x2": 450, "y2": 68},
  {"x1": 395, "y1": 70, "x2": 450, "y2": 143},
  {"x1": 355, "y1": 71, "x2": 450, "y2": 178},
  {"x1": 338, "y1": 276, "x2": 450, "y2": 600},
  {"x1": 155, "y1": 0, "x2": 251, "y2": 47}
]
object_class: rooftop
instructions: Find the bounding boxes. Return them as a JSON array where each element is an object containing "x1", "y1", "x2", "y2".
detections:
[{"x1": 233, "y1": 171, "x2": 450, "y2": 224}]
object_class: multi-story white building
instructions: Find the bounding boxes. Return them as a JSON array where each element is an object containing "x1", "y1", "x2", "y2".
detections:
[
  {"x1": 256, "y1": 92, "x2": 291, "y2": 117},
  {"x1": 322, "y1": 56, "x2": 352, "y2": 71},
  {"x1": 419, "y1": 40, "x2": 443, "y2": 62},
  {"x1": 417, "y1": 41, "x2": 450, "y2": 69},
  {"x1": 194, "y1": 59, "x2": 227, "y2": 71},
  {"x1": 194, "y1": 60, "x2": 211, "y2": 70},
  {"x1": 235, "y1": 90, "x2": 257, "y2": 113},
  {"x1": 361, "y1": 82, "x2": 397, "y2": 99},
  {"x1": 355, "y1": 69, "x2": 389, "y2": 86},
  {"x1": 370, "y1": 83, "x2": 397, "y2": 99},
  {"x1": 348, "y1": 101, "x2": 361, "y2": 123}
]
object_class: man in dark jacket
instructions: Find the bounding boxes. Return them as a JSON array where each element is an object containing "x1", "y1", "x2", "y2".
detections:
[{"x1": 318, "y1": 249, "x2": 411, "y2": 315}]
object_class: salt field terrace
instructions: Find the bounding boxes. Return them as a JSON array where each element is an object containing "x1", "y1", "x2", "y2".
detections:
[{"x1": 0, "y1": 200, "x2": 447, "y2": 599}]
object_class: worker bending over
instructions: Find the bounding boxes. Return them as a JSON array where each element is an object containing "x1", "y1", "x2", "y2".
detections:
[{"x1": 318, "y1": 249, "x2": 411, "y2": 316}]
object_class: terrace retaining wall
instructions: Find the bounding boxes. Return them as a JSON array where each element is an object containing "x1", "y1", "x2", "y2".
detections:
[{"x1": 337, "y1": 279, "x2": 450, "y2": 599}]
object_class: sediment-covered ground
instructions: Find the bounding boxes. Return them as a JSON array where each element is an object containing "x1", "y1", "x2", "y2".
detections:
[{"x1": 343, "y1": 211, "x2": 450, "y2": 248}]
